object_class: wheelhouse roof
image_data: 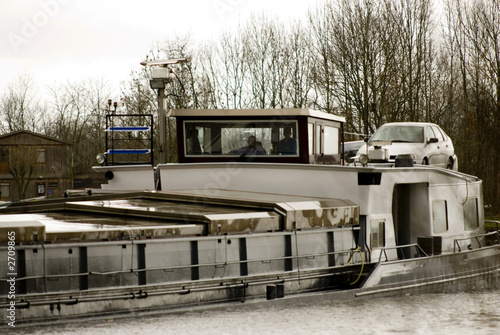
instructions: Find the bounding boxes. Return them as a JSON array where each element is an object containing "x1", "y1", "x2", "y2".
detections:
[{"x1": 170, "y1": 108, "x2": 345, "y2": 123}]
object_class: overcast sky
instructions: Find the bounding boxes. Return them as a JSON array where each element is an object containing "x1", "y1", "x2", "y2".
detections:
[{"x1": 1, "y1": 0, "x2": 323, "y2": 100}]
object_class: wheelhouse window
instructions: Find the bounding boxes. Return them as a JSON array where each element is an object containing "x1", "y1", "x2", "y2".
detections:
[
  {"x1": 308, "y1": 123, "x2": 314, "y2": 154},
  {"x1": 315, "y1": 124, "x2": 321, "y2": 154},
  {"x1": 184, "y1": 120, "x2": 299, "y2": 157},
  {"x1": 324, "y1": 126, "x2": 339, "y2": 155},
  {"x1": 432, "y1": 200, "x2": 448, "y2": 233}
]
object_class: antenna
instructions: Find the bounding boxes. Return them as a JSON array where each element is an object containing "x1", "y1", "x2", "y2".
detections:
[
  {"x1": 140, "y1": 57, "x2": 192, "y2": 164},
  {"x1": 140, "y1": 57, "x2": 191, "y2": 67}
]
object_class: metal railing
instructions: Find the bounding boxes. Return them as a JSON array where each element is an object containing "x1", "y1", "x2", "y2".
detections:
[
  {"x1": 0, "y1": 247, "x2": 368, "y2": 286},
  {"x1": 454, "y1": 230, "x2": 500, "y2": 253},
  {"x1": 377, "y1": 244, "x2": 428, "y2": 263}
]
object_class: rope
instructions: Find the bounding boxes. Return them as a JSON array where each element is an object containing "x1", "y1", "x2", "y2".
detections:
[{"x1": 346, "y1": 246, "x2": 365, "y2": 285}]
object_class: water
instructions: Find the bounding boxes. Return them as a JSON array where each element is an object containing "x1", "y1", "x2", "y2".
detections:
[{"x1": 9, "y1": 290, "x2": 500, "y2": 335}]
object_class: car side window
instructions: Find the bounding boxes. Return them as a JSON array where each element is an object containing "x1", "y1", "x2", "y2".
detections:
[
  {"x1": 425, "y1": 126, "x2": 436, "y2": 142},
  {"x1": 432, "y1": 126, "x2": 445, "y2": 142}
]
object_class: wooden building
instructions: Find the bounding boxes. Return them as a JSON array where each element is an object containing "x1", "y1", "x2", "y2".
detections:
[{"x1": 0, "y1": 131, "x2": 70, "y2": 201}]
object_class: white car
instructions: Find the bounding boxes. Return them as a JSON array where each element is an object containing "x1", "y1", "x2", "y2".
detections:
[{"x1": 356, "y1": 122, "x2": 458, "y2": 170}]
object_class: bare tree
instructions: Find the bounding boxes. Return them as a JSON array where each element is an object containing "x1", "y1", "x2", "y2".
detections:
[
  {"x1": 8, "y1": 146, "x2": 38, "y2": 200},
  {"x1": 81, "y1": 77, "x2": 112, "y2": 169},
  {"x1": 309, "y1": 0, "x2": 399, "y2": 135},
  {"x1": 0, "y1": 73, "x2": 44, "y2": 134},
  {"x1": 47, "y1": 79, "x2": 109, "y2": 186},
  {"x1": 444, "y1": 0, "x2": 500, "y2": 212},
  {"x1": 387, "y1": 0, "x2": 436, "y2": 122},
  {"x1": 242, "y1": 14, "x2": 287, "y2": 109},
  {"x1": 196, "y1": 44, "x2": 220, "y2": 109},
  {"x1": 0, "y1": 0, "x2": 497, "y2": 213},
  {"x1": 283, "y1": 20, "x2": 313, "y2": 108},
  {"x1": 199, "y1": 31, "x2": 248, "y2": 109}
]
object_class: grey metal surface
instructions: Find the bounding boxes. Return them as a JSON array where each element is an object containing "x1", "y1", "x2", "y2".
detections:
[{"x1": 0, "y1": 190, "x2": 359, "y2": 242}]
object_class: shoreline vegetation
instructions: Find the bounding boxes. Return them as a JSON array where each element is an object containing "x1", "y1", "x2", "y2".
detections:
[{"x1": 0, "y1": 0, "x2": 499, "y2": 215}]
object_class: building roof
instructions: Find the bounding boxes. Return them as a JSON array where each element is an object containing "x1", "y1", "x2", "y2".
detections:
[{"x1": 0, "y1": 130, "x2": 68, "y2": 145}]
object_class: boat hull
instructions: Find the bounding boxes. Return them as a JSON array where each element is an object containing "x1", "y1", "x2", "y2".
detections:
[
  {"x1": 358, "y1": 244, "x2": 500, "y2": 297},
  {"x1": 0, "y1": 162, "x2": 497, "y2": 325},
  {"x1": 2, "y1": 238, "x2": 500, "y2": 325}
]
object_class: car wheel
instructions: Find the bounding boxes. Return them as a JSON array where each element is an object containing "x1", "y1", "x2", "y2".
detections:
[
  {"x1": 446, "y1": 157, "x2": 454, "y2": 169},
  {"x1": 422, "y1": 157, "x2": 429, "y2": 165}
]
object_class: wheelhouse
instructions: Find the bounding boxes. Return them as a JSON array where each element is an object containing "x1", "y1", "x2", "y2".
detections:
[{"x1": 172, "y1": 108, "x2": 345, "y2": 164}]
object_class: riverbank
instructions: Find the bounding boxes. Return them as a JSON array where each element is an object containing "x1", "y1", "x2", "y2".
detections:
[{"x1": 485, "y1": 217, "x2": 500, "y2": 231}]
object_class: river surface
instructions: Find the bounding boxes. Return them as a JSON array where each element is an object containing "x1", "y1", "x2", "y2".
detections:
[{"x1": 9, "y1": 290, "x2": 500, "y2": 335}]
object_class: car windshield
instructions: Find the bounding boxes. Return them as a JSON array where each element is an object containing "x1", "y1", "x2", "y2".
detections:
[{"x1": 371, "y1": 125, "x2": 424, "y2": 143}]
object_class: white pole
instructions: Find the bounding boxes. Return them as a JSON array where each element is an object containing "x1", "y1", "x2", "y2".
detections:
[{"x1": 158, "y1": 88, "x2": 167, "y2": 164}]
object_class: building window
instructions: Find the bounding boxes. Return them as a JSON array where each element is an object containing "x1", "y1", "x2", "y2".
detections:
[
  {"x1": 464, "y1": 197, "x2": 479, "y2": 230},
  {"x1": 37, "y1": 183, "x2": 46, "y2": 196},
  {"x1": 432, "y1": 200, "x2": 448, "y2": 233},
  {"x1": 370, "y1": 220, "x2": 385, "y2": 248},
  {"x1": 1, "y1": 183, "x2": 9, "y2": 198},
  {"x1": 48, "y1": 182, "x2": 58, "y2": 196},
  {"x1": 36, "y1": 149, "x2": 46, "y2": 163}
]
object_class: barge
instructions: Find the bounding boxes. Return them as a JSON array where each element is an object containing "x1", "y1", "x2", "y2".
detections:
[{"x1": 1, "y1": 107, "x2": 499, "y2": 325}]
